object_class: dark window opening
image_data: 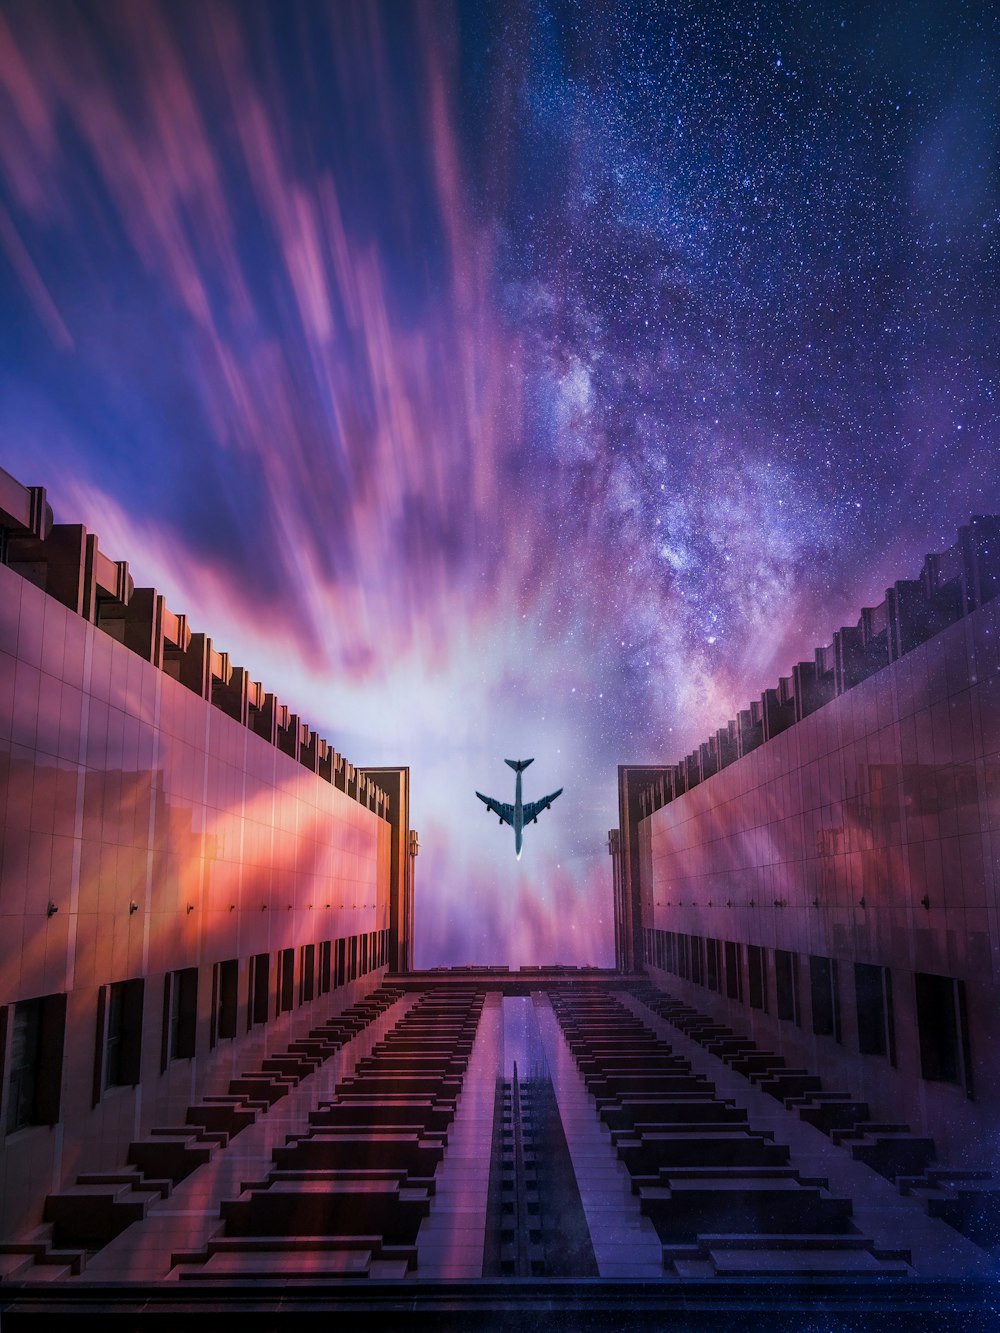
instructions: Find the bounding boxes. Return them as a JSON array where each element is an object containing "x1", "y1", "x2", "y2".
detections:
[
  {"x1": 162, "y1": 968, "x2": 197, "y2": 1067},
  {"x1": 690, "y1": 936, "x2": 704, "y2": 986},
  {"x1": 725, "y1": 941, "x2": 743, "y2": 1002},
  {"x1": 775, "y1": 950, "x2": 799, "y2": 1024},
  {"x1": 706, "y1": 939, "x2": 721, "y2": 992},
  {"x1": 105, "y1": 979, "x2": 144, "y2": 1087},
  {"x1": 5, "y1": 995, "x2": 66, "y2": 1132},
  {"x1": 855, "y1": 963, "x2": 895, "y2": 1060},
  {"x1": 279, "y1": 948, "x2": 295, "y2": 1013},
  {"x1": 677, "y1": 935, "x2": 690, "y2": 980},
  {"x1": 215, "y1": 960, "x2": 238, "y2": 1040},
  {"x1": 810, "y1": 955, "x2": 840, "y2": 1040},
  {"x1": 319, "y1": 941, "x2": 332, "y2": 995},
  {"x1": 349, "y1": 936, "x2": 358, "y2": 982},
  {"x1": 915, "y1": 972, "x2": 971, "y2": 1093},
  {"x1": 300, "y1": 944, "x2": 315, "y2": 1003},
  {"x1": 747, "y1": 945, "x2": 768, "y2": 1011},
  {"x1": 336, "y1": 938, "x2": 346, "y2": 988},
  {"x1": 250, "y1": 953, "x2": 270, "y2": 1026}
]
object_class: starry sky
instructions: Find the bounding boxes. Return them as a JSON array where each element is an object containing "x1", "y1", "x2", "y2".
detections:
[{"x1": 0, "y1": 0, "x2": 996, "y2": 967}]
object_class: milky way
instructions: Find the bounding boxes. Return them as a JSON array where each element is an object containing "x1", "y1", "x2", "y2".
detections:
[{"x1": 0, "y1": 0, "x2": 996, "y2": 965}]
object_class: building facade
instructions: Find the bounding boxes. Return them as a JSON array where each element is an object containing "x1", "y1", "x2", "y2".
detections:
[
  {"x1": 0, "y1": 466, "x2": 412, "y2": 1246},
  {"x1": 617, "y1": 518, "x2": 1000, "y2": 1174}
]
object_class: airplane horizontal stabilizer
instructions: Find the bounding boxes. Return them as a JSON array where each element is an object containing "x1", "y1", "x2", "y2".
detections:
[{"x1": 504, "y1": 757, "x2": 534, "y2": 772}]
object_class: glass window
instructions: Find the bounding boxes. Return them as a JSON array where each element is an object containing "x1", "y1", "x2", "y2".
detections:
[
  {"x1": 105, "y1": 979, "x2": 144, "y2": 1087},
  {"x1": 855, "y1": 962, "x2": 895, "y2": 1060},
  {"x1": 915, "y1": 972, "x2": 970, "y2": 1091},
  {"x1": 690, "y1": 936, "x2": 704, "y2": 986},
  {"x1": 725, "y1": 941, "x2": 744, "y2": 1002},
  {"x1": 5, "y1": 996, "x2": 65, "y2": 1132},
  {"x1": 279, "y1": 948, "x2": 295, "y2": 1013},
  {"x1": 775, "y1": 950, "x2": 799, "y2": 1023},
  {"x1": 214, "y1": 959, "x2": 239, "y2": 1040},
  {"x1": 300, "y1": 944, "x2": 315, "y2": 1003},
  {"x1": 747, "y1": 945, "x2": 768, "y2": 1011},
  {"x1": 706, "y1": 938, "x2": 721, "y2": 992},
  {"x1": 250, "y1": 953, "x2": 270, "y2": 1026},
  {"x1": 809, "y1": 956, "x2": 840, "y2": 1040},
  {"x1": 161, "y1": 968, "x2": 197, "y2": 1066}
]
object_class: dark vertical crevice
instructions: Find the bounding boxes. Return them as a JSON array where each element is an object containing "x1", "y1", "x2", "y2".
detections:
[{"x1": 484, "y1": 999, "x2": 597, "y2": 1277}]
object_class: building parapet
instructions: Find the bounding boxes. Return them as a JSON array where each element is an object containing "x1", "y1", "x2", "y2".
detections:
[
  {"x1": 640, "y1": 516, "x2": 1000, "y2": 819},
  {"x1": 0, "y1": 464, "x2": 388, "y2": 819}
]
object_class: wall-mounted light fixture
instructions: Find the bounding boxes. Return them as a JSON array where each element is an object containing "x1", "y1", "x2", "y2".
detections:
[
  {"x1": 129, "y1": 901, "x2": 139, "y2": 915},
  {"x1": 47, "y1": 902, "x2": 58, "y2": 918},
  {"x1": 186, "y1": 903, "x2": 194, "y2": 914}
]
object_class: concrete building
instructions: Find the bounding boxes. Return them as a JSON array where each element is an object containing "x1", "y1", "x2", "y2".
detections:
[{"x1": 0, "y1": 464, "x2": 998, "y2": 1327}]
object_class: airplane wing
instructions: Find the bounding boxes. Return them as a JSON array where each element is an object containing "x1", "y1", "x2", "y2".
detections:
[
  {"x1": 476, "y1": 791, "x2": 515, "y2": 826},
  {"x1": 522, "y1": 789, "x2": 563, "y2": 824}
]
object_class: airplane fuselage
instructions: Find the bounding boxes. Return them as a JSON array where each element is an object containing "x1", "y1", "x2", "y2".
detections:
[{"x1": 513, "y1": 768, "x2": 524, "y2": 859}]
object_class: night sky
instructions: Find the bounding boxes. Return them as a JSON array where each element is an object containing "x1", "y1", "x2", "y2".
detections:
[{"x1": 0, "y1": 1, "x2": 996, "y2": 967}]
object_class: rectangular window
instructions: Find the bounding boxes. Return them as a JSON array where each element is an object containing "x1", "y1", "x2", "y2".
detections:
[
  {"x1": 319, "y1": 941, "x2": 332, "y2": 995},
  {"x1": 747, "y1": 945, "x2": 768, "y2": 1011},
  {"x1": 4, "y1": 995, "x2": 66, "y2": 1132},
  {"x1": 706, "y1": 939, "x2": 721, "y2": 992},
  {"x1": 336, "y1": 938, "x2": 346, "y2": 988},
  {"x1": 104, "y1": 979, "x2": 144, "y2": 1088},
  {"x1": 775, "y1": 950, "x2": 799, "y2": 1023},
  {"x1": 725, "y1": 941, "x2": 743, "y2": 1002},
  {"x1": 855, "y1": 963, "x2": 895, "y2": 1061},
  {"x1": 300, "y1": 944, "x2": 315, "y2": 1003},
  {"x1": 915, "y1": 972, "x2": 971, "y2": 1092},
  {"x1": 349, "y1": 936, "x2": 358, "y2": 982},
  {"x1": 677, "y1": 935, "x2": 690, "y2": 980},
  {"x1": 279, "y1": 948, "x2": 295, "y2": 1013},
  {"x1": 809, "y1": 955, "x2": 841, "y2": 1040},
  {"x1": 690, "y1": 936, "x2": 704, "y2": 986},
  {"x1": 250, "y1": 953, "x2": 270, "y2": 1026},
  {"x1": 161, "y1": 968, "x2": 197, "y2": 1069},
  {"x1": 214, "y1": 960, "x2": 238, "y2": 1041}
]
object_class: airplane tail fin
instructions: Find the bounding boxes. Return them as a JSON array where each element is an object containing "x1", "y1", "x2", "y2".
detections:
[{"x1": 504, "y1": 757, "x2": 534, "y2": 772}]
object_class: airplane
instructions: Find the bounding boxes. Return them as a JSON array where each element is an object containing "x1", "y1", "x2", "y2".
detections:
[{"x1": 476, "y1": 758, "x2": 563, "y2": 860}]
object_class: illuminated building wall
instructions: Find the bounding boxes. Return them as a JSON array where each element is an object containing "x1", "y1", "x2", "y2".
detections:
[
  {"x1": 0, "y1": 468, "x2": 409, "y2": 1236},
  {"x1": 621, "y1": 519, "x2": 1000, "y2": 1165}
]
